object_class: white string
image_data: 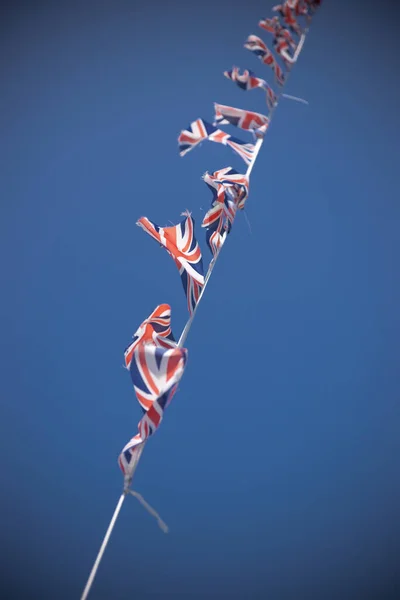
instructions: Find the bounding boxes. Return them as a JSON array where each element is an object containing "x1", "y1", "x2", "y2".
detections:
[
  {"x1": 243, "y1": 210, "x2": 253, "y2": 235},
  {"x1": 80, "y1": 493, "x2": 126, "y2": 600},
  {"x1": 282, "y1": 93, "x2": 309, "y2": 105},
  {"x1": 128, "y1": 490, "x2": 169, "y2": 533},
  {"x1": 80, "y1": 22, "x2": 311, "y2": 600}
]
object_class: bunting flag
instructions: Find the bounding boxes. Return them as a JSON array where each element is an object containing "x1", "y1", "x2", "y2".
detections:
[
  {"x1": 203, "y1": 200, "x2": 236, "y2": 257},
  {"x1": 137, "y1": 212, "x2": 205, "y2": 315},
  {"x1": 202, "y1": 199, "x2": 237, "y2": 234},
  {"x1": 272, "y1": 3, "x2": 302, "y2": 35},
  {"x1": 205, "y1": 222, "x2": 225, "y2": 258},
  {"x1": 214, "y1": 103, "x2": 269, "y2": 135},
  {"x1": 201, "y1": 166, "x2": 249, "y2": 256},
  {"x1": 259, "y1": 16, "x2": 297, "y2": 50},
  {"x1": 119, "y1": 344, "x2": 188, "y2": 481},
  {"x1": 259, "y1": 15, "x2": 282, "y2": 34},
  {"x1": 289, "y1": 0, "x2": 310, "y2": 16},
  {"x1": 178, "y1": 118, "x2": 255, "y2": 165},
  {"x1": 244, "y1": 35, "x2": 286, "y2": 86},
  {"x1": 274, "y1": 36, "x2": 296, "y2": 68},
  {"x1": 224, "y1": 67, "x2": 278, "y2": 111},
  {"x1": 203, "y1": 166, "x2": 249, "y2": 210},
  {"x1": 224, "y1": 67, "x2": 267, "y2": 91},
  {"x1": 124, "y1": 303, "x2": 176, "y2": 376}
]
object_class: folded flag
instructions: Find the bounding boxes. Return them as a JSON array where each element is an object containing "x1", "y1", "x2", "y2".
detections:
[
  {"x1": 124, "y1": 303, "x2": 176, "y2": 377},
  {"x1": 224, "y1": 67, "x2": 278, "y2": 111},
  {"x1": 119, "y1": 344, "x2": 188, "y2": 483},
  {"x1": 259, "y1": 16, "x2": 297, "y2": 49},
  {"x1": 272, "y1": 3, "x2": 302, "y2": 35},
  {"x1": 244, "y1": 35, "x2": 286, "y2": 86},
  {"x1": 274, "y1": 35, "x2": 296, "y2": 67},
  {"x1": 201, "y1": 166, "x2": 249, "y2": 256},
  {"x1": 205, "y1": 166, "x2": 249, "y2": 210},
  {"x1": 224, "y1": 66, "x2": 267, "y2": 91}
]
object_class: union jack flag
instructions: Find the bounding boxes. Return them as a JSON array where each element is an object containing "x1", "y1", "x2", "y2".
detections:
[
  {"x1": 124, "y1": 304, "x2": 176, "y2": 372},
  {"x1": 265, "y1": 85, "x2": 278, "y2": 111},
  {"x1": 224, "y1": 67, "x2": 278, "y2": 112},
  {"x1": 137, "y1": 212, "x2": 205, "y2": 315},
  {"x1": 202, "y1": 198, "x2": 237, "y2": 234},
  {"x1": 272, "y1": 4, "x2": 302, "y2": 34},
  {"x1": 205, "y1": 219, "x2": 226, "y2": 258},
  {"x1": 259, "y1": 16, "x2": 281, "y2": 34},
  {"x1": 224, "y1": 67, "x2": 267, "y2": 91},
  {"x1": 178, "y1": 118, "x2": 255, "y2": 166},
  {"x1": 201, "y1": 166, "x2": 249, "y2": 255},
  {"x1": 274, "y1": 35, "x2": 295, "y2": 68},
  {"x1": 203, "y1": 166, "x2": 249, "y2": 211},
  {"x1": 119, "y1": 344, "x2": 188, "y2": 483},
  {"x1": 289, "y1": 0, "x2": 310, "y2": 16},
  {"x1": 244, "y1": 35, "x2": 286, "y2": 86},
  {"x1": 259, "y1": 16, "x2": 297, "y2": 49},
  {"x1": 202, "y1": 167, "x2": 237, "y2": 235},
  {"x1": 214, "y1": 103, "x2": 269, "y2": 135}
]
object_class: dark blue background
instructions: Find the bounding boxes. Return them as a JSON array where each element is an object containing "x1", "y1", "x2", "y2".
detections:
[{"x1": 1, "y1": 1, "x2": 399, "y2": 598}]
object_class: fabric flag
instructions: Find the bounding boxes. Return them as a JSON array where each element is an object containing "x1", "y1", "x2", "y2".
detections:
[
  {"x1": 288, "y1": 0, "x2": 310, "y2": 16},
  {"x1": 272, "y1": 3, "x2": 302, "y2": 34},
  {"x1": 244, "y1": 35, "x2": 286, "y2": 86},
  {"x1": 202, "y1": 170, "x2": 237, "y2": 251},
  {"x1": 119, "y1": 344, "x2": 188, "y2": 483},
  {"x1": 274, "y1": 35, "x2": 295, "y2": 67},
  {"x1": 259, "y1": 15, "x2": 281, "y2": 34},
  {"x1": 124, "y1": 304, "x2": 176, "y2": 372},
  {"x1": 202, "y1": 199, "x2": 236, "y2": 235},
  {"x1": 204, "y1": 222, "x2": 225, "y2": 258},
  {"x1": 214, "y1": 103, "x2": 269, "y2": 136},
  {"x1": 203, "y1": 166, "x2": 249, "y2": 211},
  {"x1": 224, "y1": 67, "x2": 278, "y2": 111},
  {"x1": 224, "y1": 67, "x2": 267, "y2": 91},
  {"x1": 201, "y1": 166, "x2": 249, "y2": 256},
  {"x1": 259, "y1": 16, "x2": 297, "y2": 49},
  {"x1": 178, "y1": 118, "x2": 255, "y2": 166},
  {"x1": 137, "y1": 212, "x2": 204, "y2": 315},
  {"x1": 202, "y1": 193, "x2": 236, "y2": 258}
]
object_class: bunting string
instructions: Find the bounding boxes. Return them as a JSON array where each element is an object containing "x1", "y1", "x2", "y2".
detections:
[{"x1": 81, "y1": 3, "x2": 323, "y2": 598}]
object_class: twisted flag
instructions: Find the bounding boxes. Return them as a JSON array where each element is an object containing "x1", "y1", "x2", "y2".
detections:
[
  {"x1": 224, "y1": 67, "x2": 267, "y2": 91},
  {"x1": 224, "y1": 67, "x2": 278, "y2": 111},
  {"x1": 119, "y1": 344, "x2": 188, "y2": 482},
  {"x1": 259, "y1": 16, "x2": 297, "y2": 49},
  {"x1": 137, "y1": 212, "x2": 204, "y2": 315},
  {"x1": 244, "y1": 35, "x2": 286, "y2": 86},
  {"x1": 272, "y1": 3, "x2": 303, "y2": 34},
  {"x1": 124, "y1": 304, "x2": 176, "y2": 371},
  {"x1": 203, "y1": 166, "x2": 249, "y2": 210},
  {"x1": 202, "y1": 174, "x2": 237, "y2": 257},
  {"x1": 201, "y1": 167, "x2": 249, "y2": 256},
  {"x1": 274, "y1": 36, "x2": 296, "y2": 67},
  {"x1": 178, "y1": 118, "x2": 255, "y2": 166}
]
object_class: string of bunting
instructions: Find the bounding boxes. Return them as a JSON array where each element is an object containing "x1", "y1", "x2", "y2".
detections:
[{"x1": 81, "y1": 2, "x2": 323, "y2": 598}]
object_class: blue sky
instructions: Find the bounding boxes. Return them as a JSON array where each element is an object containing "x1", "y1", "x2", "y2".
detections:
[{"x1": 1, "y1": 1, "x2": 400, "y2": 598}]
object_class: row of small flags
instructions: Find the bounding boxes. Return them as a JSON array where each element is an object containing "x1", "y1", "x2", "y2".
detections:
[{"x1": 119, "y1": 0, "x2": 322, "y2": 488}]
